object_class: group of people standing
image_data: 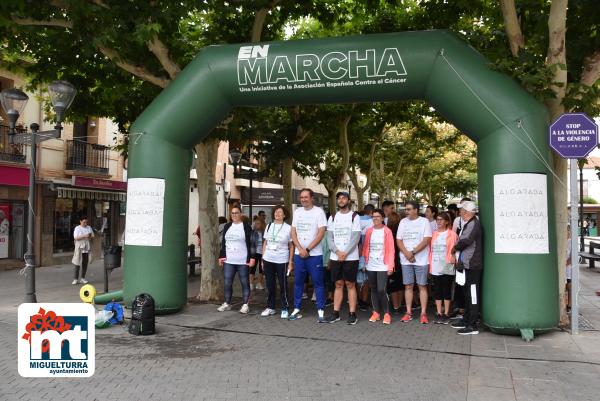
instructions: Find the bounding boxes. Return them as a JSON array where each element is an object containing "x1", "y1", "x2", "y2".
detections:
[{"x1": 217, "y1": 188, "x2": 483, "y2": 335}]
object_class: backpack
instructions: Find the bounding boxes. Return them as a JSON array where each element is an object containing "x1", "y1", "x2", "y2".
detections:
[
  {"x1": 330, "y1": 211, "x2": 358, "y2": 223},
  {"x1": 129, "y1": 293, "x2": 155, "y2": 335}
]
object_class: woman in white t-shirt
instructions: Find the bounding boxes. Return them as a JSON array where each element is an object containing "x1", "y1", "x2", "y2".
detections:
[
  {"x1": 260, "y1": 205, "x2": 294, "y2": 319},
  {"x1": 217, "y1": 206, "x2": 256, "y2": 314},
  {"x1": 425, "y1": 205, "x2": 439, "y2": 234},
  {"x1": 428, "y1": 212, "x2": 458, "y2": 324},
  {"x1": 72, "y1": 216, "x2": 94, "y2": 285}
]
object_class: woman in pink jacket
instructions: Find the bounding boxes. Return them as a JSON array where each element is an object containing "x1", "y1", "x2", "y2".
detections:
[
  {"x1": 362, "y1": 209, "x2": 396, "y2": 325},
  {"x1": 429, "y1": 212, "x2": 459, "y2": 324}
]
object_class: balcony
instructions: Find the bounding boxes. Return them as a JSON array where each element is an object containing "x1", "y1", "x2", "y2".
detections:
[
  {"x1": 66, "y1": 139, "x2": 109, "y2": 174},
  {"x1": 0, "y1": 125, "x2": 27, "y2": 163}
]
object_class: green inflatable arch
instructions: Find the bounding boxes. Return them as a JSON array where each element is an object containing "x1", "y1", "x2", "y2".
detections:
[{"x1": 123, "y1": 30, "x2": 557, "y2": 336}]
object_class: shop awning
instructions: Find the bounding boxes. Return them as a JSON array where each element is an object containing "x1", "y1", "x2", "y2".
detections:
[{"x1": 56, "y1": 186, "x2": 126, "y2": 202}]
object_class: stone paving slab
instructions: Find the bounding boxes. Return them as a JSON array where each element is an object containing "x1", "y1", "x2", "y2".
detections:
[{"x1": 2, "y1": 261, "x2": 600, "y2": 400}]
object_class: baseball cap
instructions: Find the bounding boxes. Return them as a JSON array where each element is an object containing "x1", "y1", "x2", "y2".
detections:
[
  {"x1": 458, "y1": 201, "x2": 478, "y2": 212},
  {"x1": 336, "y1": 191, "x2": 350, "y2": 200}
]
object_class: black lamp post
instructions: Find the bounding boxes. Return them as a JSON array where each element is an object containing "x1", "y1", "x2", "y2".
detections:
[
  {"x1": 0, "y1": 80, "x2": 77, "y2": 303},
  {"x1": 229, "y1": 147, "x2": 257, "y2": 219}
]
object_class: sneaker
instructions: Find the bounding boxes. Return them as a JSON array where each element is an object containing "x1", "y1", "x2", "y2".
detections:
[
  {"x1": 434, "y1": 314, "x2": 443, "y2": 324},
  {"x1": 457, "y1": 326, "x2": 479, "y2": 335},
  {"x1": 383, "y1": 313, "x2": 392, "y2": 325},
  {"x1": 240, "y1": 304, "x2": 250, "y2": 314},
  {"x1": 369, "y1": 311, "x2": 381, "y2": 322},
  {"x1": 255, "y1": 283, "x2": 264, "y2": 290},
  {"x1": 325, "y1": 311, "x2": 341, "y2": 323},
  {"x1": 302, "y1": 292, "x2": 308, "y2": 300},
  {"x1": 250, "y1": 283, "x2": 255, "y2": 291},
  {"x1": 280, "y1": 310, "x2": 289, "y2": 319},
  {"x1": 420, "y1": 314, "x2": 429, "y2": 324},
  {"x1": 311, "y1": 292, "x2": 317, "y2": 302},
  {"x1": 217, "y1": 302, "x2": 231, "y2": 312},
  {"x1": 325, "y1": 298, "x2": 334, "y2": 307},
  {"x1": 347, "y1": 313, "x2": 358, "y2": 325},
  {"x1": 358, "y1": 300, "x2": 369, "y2": 312},
  {"x1": 261, "y1": 308, "x2": 276, "y2": 317},
  {"x1": 451, "y1": 319, "x2": 467, "y2": 329},
  {"x1": 71, "y1": 279, "x2": 78, "y2": 285},
  {"x1": 392, "y1": 307, "x2": 402, "y2": 315},
  {"x1": 440, "y1": 315, "x2": 451, "y2": 325},
  {"x1": 400, "y1": 313, "x2": 413, "y2": 323},
  {"x1": 288, "y1": 309, "x2": 302, "y2": 320},
  {"x1": 448, "y1": 308, "x2": 463, "y2": 319},
  {"x1": 317, "y1": 309, "x2": 325, "y2": 323},
  {"x1": 79, "y1": 278, "x2": 88, "y2": 284}
]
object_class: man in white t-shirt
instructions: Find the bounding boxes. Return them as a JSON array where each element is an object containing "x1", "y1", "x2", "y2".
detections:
[
  {"x1": 324, "y1": 192, "x2": 362, "y2": 325},
  {"x1": 382, "y1": 200, "x2": 395, "y2": 225},
  {"x1": 290, "y1": 188, "x2": 328, "y2": 322},
  {"x1": 396, "y1": 200, "x2": 432, "y2": 324}
]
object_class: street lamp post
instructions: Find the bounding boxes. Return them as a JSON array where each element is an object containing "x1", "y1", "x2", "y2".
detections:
[
  {"x1": 229, "y1": 147, "x2": 265, "y2": 220},
  {"x1": 0, "y1": 81, "x2": 76, "y2": 303}
]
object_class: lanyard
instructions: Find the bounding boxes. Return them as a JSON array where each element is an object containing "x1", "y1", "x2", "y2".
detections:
[{"x1": 270, "y1": 223, "x2": 284, "y2": 241}]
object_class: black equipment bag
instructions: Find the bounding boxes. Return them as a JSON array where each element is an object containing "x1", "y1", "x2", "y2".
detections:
[{"x1": 129, "y1": 293, "x2": 155, "y2": 335}]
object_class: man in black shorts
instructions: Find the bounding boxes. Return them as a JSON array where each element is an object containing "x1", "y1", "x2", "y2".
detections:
[{"x1": 325, "y1": 192, "x2": 362, "y2": 324}]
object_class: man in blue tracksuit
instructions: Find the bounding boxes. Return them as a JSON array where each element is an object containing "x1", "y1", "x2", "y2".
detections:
[{"x1": 289, "y1": 188, "x2": 328, "y2": 322}]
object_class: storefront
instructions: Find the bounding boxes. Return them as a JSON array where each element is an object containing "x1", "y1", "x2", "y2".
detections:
[
  {"x1": 0, "y1": 165, "x2": 29, "y2": 268},
  {"x1": 239, "y1": 187, "x2": 328, "y2": 221},
  {"x1": 40, "y1": 176, "x2": 126, "y2": 265}
]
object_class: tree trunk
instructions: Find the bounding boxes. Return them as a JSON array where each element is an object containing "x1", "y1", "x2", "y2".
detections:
[
  {"x1": 499, "y1": 0, "x2": 524, "y2": 57},
  {"x1": 282, "y1": 156, "x2": 294, "y2": 220},
  {"x1": 546, "y1": 0, "x2": 569, "y2": 327},
  {"x1": 195, "y1": 138, "x2": 224, "y2": 301},
  {"x1": 326, "y1": 186, "x2": 337, "y2": 213},
  {"x1": 355, "y1": 187, "x2": 365, "y2": 211}
]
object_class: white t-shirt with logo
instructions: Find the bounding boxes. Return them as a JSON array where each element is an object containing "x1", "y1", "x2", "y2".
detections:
[
  {"x1": 263, "y1": 222, "x2": 292, "y2": 264},
  {"x1": 431, "y1": 230, "x2": 448, "y2": 276},
  {"x1": 367, "y1": 227, "x2": 387, "y2": 271},
  {"x1": 328, "y1": 211, "x2": 362, "y2": 261},
  {"x1": 396, "y1": 216, "x2": 432, "y2": 266},
  {"x1": 224, "y1": 223, "x2": 248, "y2": 265},
  {"x1": 292, "y1": 206, "x2": 327, "y2": 256}
]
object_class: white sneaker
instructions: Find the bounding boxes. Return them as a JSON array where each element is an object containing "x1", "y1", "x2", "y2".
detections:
[
  {"x1": 240, "y1": 304, "x2": 250, "y2": 314},
  {"x1": 256, "y1": 283, "x2": 264, "y2": 290},
  {"x1": 311, "y1": 292, "x2": 317, "y2": 302},
  {"x1": 71, "y1": 279, "x2": 78, "y2": 285},
  {"x1": 302, "y1": 292, "x2": 308, "y2": 300},
  {"x1": 79, "y1": 278, "x2": 88, "y2": 284},
  {"x1": 250, "y1": 283, "x2": 255, "y2": 291},
  {"x1": 261, "y1": 308, "x2": 276, "y2": 317},
  {"x1": 217, "y1": 302, "x2": 231, "y2": 312},
  {"x1": 288, "y1": 308, "x2": 302, "y2": 320},
  {"x1": 280, "y1": 310, "x2": 289, "y2": 319}
]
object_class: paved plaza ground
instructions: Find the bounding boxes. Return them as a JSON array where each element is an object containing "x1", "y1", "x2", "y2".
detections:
[{"x1": 2, "y1": 255, "x2": 600, "y2": 401}]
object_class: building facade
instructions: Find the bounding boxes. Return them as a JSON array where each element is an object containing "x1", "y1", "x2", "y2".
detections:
[{"x1": 0, "y1": 74, "x2": 126, "y2": 269}]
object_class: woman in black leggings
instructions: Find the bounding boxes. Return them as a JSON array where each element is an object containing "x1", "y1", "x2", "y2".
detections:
[
  {"x1": 428, "y1": 212, "x2": 459, "y2": 324},
  {"x1": 362, "y1": 209, "x2": 396, "y2": 325}
]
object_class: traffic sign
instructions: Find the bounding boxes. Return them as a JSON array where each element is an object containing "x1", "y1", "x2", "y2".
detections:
[{"x1": 549, "y1": 113, "x2": 598, "y2": 159}]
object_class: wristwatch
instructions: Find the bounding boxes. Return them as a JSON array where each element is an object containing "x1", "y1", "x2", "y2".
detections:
[{"x1": 306, "y1": 247, "x2": 311, "y2": 253}]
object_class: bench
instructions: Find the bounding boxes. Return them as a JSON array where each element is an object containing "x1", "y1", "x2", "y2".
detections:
[
  {"x1": 579, "y1": 241, "x2": 600, "y2": 268},
  {"x1": 187, "y1": 244, "x2": 201, "y2": 277}
]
